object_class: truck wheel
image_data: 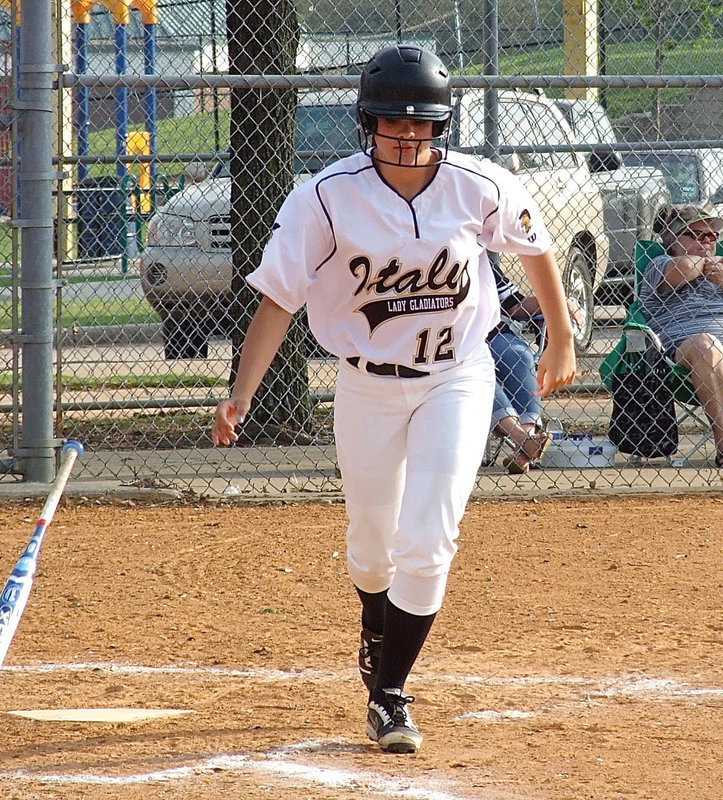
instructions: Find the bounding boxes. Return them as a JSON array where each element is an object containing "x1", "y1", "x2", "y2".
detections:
[
  {"x1": 161, "y1": 311, "x2": 209, "y2": 360},
  {"x1": 563, "y1": 245, "x2": 594, "y2": 352}
]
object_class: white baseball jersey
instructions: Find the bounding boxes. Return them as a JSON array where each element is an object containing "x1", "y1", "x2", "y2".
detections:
[{"x1": 247, "y1": 149, "x2": 552, "y2": 372}]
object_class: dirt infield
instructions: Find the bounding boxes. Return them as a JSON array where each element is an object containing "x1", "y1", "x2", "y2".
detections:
[{"x1": 0, "y1": 494, "x2": 721, "y2": 800}]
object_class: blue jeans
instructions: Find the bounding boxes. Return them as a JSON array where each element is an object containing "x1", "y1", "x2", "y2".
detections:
[{"x1": 488, "y1": 330, "x2": 542, "y2": 430}]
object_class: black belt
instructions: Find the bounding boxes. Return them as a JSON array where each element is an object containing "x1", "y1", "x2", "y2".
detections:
[{"x1": 346, "y1": 357, "x2": 429, "y2": 378}]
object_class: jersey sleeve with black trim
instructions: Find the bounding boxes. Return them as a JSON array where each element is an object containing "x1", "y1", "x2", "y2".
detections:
[
  {"x1": 245, "y1": 182, "x2": 335, "y2": 315},
  {"x1": 475, "y1": 160, "x2": 552, "y2": 255}
]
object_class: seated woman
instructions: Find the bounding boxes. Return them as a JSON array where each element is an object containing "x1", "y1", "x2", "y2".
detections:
[
  {"x1": 488, "y1": 264, "x2": 547, "y2": 474},
  {"x1": 489, "y1": 334, "x2": 546, "y2": 474},
  {"x1": 488, "y1": 263, "x2": 579, "y2": 474},
  {"x1": 641, "y1": 204, "x2": 723, "y2": 467}
]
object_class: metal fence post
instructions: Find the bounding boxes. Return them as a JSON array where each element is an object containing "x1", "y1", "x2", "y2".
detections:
[
  {"x1": 482, "y1": 0, "x2": 500, "y2": 163},
  {"x1": 16, "y1": 0, "x2": 57, "y2": 482}
]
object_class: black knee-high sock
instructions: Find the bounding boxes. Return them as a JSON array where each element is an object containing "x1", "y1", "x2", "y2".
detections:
[
  {"x1": 354, "y1": 586, "x2": 388, "y2": 635},
  {"x1": 373, "y1": 600, "x2": 436, "y2": 695}
]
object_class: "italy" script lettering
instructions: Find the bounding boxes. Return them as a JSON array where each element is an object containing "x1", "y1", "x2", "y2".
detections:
[{"x1": 349, "y1": 248, "x2": 469, "y2": 297}]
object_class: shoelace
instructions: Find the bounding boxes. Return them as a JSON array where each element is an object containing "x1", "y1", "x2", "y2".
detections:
[{"x1": 385, "y1": 692, "x2": 415, "y2": 725}]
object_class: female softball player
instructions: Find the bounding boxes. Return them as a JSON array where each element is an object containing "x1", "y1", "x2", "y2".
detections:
[{"x1": 213, "y1": 44, "x2": 576, "y2": 754}]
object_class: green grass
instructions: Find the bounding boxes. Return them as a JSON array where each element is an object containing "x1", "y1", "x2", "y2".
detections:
[
  {"x1": 0, "y1": 226, "x2": 17, "y2": 265},
  {"x1": 0, "y1": 372, "x2": 222, "y2": 393},
  {"x1": 0, "y1": 296, "x2": 160, "y2": 329},
  {"x1": 75, "y1": 35, "x2": 722, "y2": 164},
  {"x1": 2, "y1": 34, "x2": 718, "y2": 186},
  {"x1": 485, "y1": 36, "x2": 723, "y2": 120},
  {"x1": 494, "y1": 36, "x2": 723, "y2": 77},
  {"x1": 87, "y1": 37, "x2": 723, "y2": 165},
  {"x1": 91, "y1": 110, "x2": 230, "y2": 161},
  {"x1": 59, "y1": 296, "x2": 161, "y2": 327},
  {"x1": 88, "y1": 110, "x2": 231, "y2": 178}
]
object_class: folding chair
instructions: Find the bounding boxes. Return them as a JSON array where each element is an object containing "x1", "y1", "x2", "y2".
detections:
[{"x1": 599, "y1": 239, "x2": 721, "y2": 466}]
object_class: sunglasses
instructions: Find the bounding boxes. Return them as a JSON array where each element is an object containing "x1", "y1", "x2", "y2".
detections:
[{"x1": 681, "y1": 228, "x2": 720, "y2": 243}]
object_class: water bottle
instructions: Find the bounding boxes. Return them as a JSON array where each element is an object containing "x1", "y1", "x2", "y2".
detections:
[{"x1": 547, "y1": 416, "x2": 565, "y2": 441}]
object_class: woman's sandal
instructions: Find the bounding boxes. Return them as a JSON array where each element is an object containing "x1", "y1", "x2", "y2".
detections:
[{"x1": 503, "y1": 432, "x2": 552, "y2": 475}]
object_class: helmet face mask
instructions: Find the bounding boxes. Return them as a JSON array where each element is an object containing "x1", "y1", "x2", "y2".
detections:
[{"x1": 356, "y1": 45, "x2": 452, "y2": 167}]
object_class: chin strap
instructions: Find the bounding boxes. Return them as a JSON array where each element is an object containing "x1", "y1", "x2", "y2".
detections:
[{"x1": 359, "y1": 131, "x2": 450, "y2": 168}]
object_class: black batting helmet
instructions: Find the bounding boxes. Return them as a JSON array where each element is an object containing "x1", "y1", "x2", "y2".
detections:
[{"x1": 357, "y1": 45, "x2": 452, "y2": 138}]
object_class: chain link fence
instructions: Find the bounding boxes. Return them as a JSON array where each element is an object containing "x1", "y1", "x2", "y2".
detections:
[{"x1": 1, "y1": 0, "x2": 722, "y2": 495}]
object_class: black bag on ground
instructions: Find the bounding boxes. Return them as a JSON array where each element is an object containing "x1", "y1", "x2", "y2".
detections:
[{"x1": 608, "y1": 341, "x2": 678, "y2": 458}]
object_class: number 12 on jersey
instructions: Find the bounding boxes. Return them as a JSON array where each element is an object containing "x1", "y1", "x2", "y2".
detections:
[{"x1": 414, "y1": 326, "x2": 456, "y2": 365}]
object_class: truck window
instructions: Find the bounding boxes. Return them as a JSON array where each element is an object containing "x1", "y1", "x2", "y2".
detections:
[
  {"x1": 571, "y1": 105, "x2": 616, "y2": 145},
  {"x1": 494, "y1": 100, "x2": 546, "y2": 170},
  {"x1": 626, "y1": 152, "x2": 702, "y2": 204},
  {"x1": 295, "y1": 104, "x2": 358, "y2": 173},
  {"x1": 295, "y1": 104, "x2": 358, "y2": 156},
  {"x1": 523, "y1": 102, "x2": 578, "y2": 170},
  {"x1": 705, "y1": 149, "x2": 723, "y2": 200},
  {"x1": 207, "y1": 103, "x2": 359, "y2": 179}
]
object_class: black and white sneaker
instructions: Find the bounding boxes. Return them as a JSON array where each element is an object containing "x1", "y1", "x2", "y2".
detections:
[
  {"x1": 366, "y1": 688, "x2": 423, "y2": 753},
  {"x1": 358, "y1": 627, "x2": 383, "y2": 692}
]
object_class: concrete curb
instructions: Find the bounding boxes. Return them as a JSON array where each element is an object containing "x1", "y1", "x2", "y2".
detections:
[
  {"x1": 0, "y1": 481, "x2": 185, "y2": 503},
  {"x1": 60, "y1": 323, "x2": 164, "y2": 347},
  {"x1": 0, "y1": 474, "x2": 720, "y2": 506}
]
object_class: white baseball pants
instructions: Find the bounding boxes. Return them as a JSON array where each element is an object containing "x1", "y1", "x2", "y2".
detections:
[{"x1": 334, "y1": 351, "x2": 495, "y2": 616}]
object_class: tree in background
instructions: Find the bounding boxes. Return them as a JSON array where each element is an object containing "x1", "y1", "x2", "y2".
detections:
[{"x1": 225, "y1": 1, "x2": 315, "y2": 443}]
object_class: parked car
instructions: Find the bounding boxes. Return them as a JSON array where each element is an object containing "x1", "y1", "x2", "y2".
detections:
[
  {"x1": 554, "y1": 98, "x2": 671, "y2": 300},
  {"x1": 141, "y1": 88, "x2": 609, "y2": 358},
  {"x1": 140, "y1": 90, "x2": 358, "y2": 358},
  {"x1": 623, "y1": 147, "x2": 723, "y2": 217}
]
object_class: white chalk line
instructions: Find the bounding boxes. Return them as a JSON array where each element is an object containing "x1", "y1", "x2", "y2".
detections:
[
  {"x1": 596, "y1": 677, "x2": 723, "y2": 698},
  {"x1": 3, "y1": 662, "x2": 722, "y2": 700},
  {"x1": 0, "y1": 740, "x2": 480, "y2": 800},
  {"x1": 452, "y1": 678, "x2": 723, "y2": 723},
  {"x1": 458, "y1": 709, "x2": 536, "y2": 722},
  {"x1": 445, "y1": 673, "x2": 723, "y2": 699},
  {"x1": 0, "y1": 662, "x2": 326, "y2": 682}
]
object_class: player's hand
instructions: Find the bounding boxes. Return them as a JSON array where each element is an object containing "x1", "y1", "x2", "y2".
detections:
[
  {"x1": 535, "y1": 341, "x2": 577, "y2": 398},
  {"x1": 212, "y1": 398, "x2": 249, "y2": 446}
]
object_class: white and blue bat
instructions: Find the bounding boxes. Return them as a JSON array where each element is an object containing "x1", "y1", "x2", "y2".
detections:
[{"x1": 0, "y1": 440, "x2": 84, "y2": 666}]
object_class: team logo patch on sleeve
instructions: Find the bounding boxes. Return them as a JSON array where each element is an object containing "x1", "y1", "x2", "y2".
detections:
[{"x1": 519, "y1": 209, "x2": 537, "y2": 243}]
